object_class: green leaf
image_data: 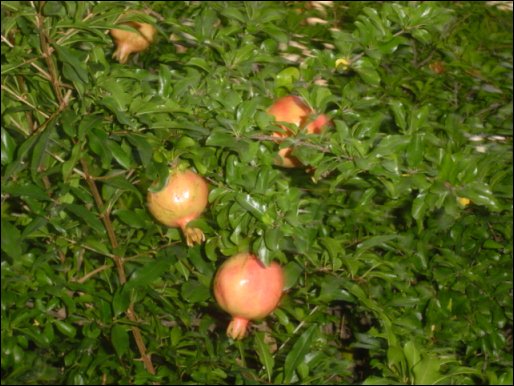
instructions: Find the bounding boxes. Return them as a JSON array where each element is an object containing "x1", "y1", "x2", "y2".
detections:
[
  {"x1": 114, "y1": 209, "x2": 148, "y2": 228},
  {"x1": 1, "y1": 127, "x2": 17, "y2": 165},
  {"x1": 106, "y1": 140, "x2": 132, "y2": 169},
  {"x1": 22, "y1": 216, "x2": 48, "y2": 237},
  {"x1": 253, "y1": 237, "x2": 271, "y2": 267},
  {"x1": 235, "y1": 192, "x2": 269, "y2": 223},
  {"x1": 186, "y1": 57, "x2": 211, "y2": 72},
  {"x1": 255, "y1": 332, "x2": 275, "y2": 382},
  {"x1": 206, "y1": 129, "x2": 237, "y2": 148},
  {"x1": 275, "y1": 67, "x2": 300, "y2": 90},
  {"x1": 353, "y1": 57, "x2": 381, "y2": 86},
  {"x1": 103, "y1": 176, "x2": 143, "y2": 200},
  {"x1": 319, "y1": 276, "x2": 355, "y2": 303},
  {"x1": 78, "y1": 115, "x2": 103, "y2": 140},
  {"x1": 413, "y1": 356, "x2": 442, "y2": 385},
  {"x1": 283, "y1": 261, "x2": 302, "y2": 291},
  {"x1": 2, "y1": 182, "x2": 52, "y2": 201},
  {"x1": 126, "y1": 259, "x2": 170, "y2": 289},
  {"x1": 408, "y1": 105, "x2": 430, "y2": 133},
  {"x1": 264, "y1": 228, "x2": 280, "y2": 251},
  {"x1": 411, "y1": 28, "x2": 432, "y2": 44},
  {"x1": 53, "y1": 320, "x2": 77, "y2": 338},
  {"x1": 30, "y1": 121, "x2": 55, "y2": 183},
  {"x1": 1, "y1": 218, "x2": 23, "y2": 259},
  {"x1": 389, "y1": 100, "x2": 406, "y2": 131},
  {"x1": 407, "y1": 134, "x2": 424, "y2": 167},
  {"x1": 54, "y1": 45, "x2": 89, "y2": 84},
  {"x1": 458, "y1": 181, "x2": 502, "y2": 212},
  {"x1": 100, "y1": 96, "x2": 132, "y2": 126},
  {"x1": 111, "y1": 324, "x2": 129, "y2": 358},
  {"x1": 112, "y1": 287, "x2": 130, "y2": 317},
  {"x1": 387, "y1": 345, "x2": 406, "y2": 376},
  {"x1": 411, "y1": 193, "x2": 427, "y2": 231},
  {"x1": 356, "y1": 235, "x2": 398, "y2": 253},
  {"x1": 181, "y1": 280, "x2": 211, "y2": 303},
  {"x1": 127, "y1": 135, "x2": 154, "y2": 169},
  {"x1": 65, "y1": 204, "x2": 105, "y2": 235},
  {"x1": 403, "y1": 340, "x2": 421, "y2": 377},
  {"x1": 284, "y1": 325, "x2": 319, "y2": 383}
]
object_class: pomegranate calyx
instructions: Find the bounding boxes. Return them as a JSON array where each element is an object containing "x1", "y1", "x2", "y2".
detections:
[
  {"x1": 182, "y1": 226, "x2": 205, "y2": 247},
  {"x1": 227, "y1": 317, "x2": 250, "y2": 340}
]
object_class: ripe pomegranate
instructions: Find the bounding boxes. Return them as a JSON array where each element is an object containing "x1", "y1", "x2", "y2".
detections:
[
  {"x1": 306, "y1": 113, "x2": 330, "y2": 134},
  {"x1": 268, "y1": 96, "x2": 312, "y2": 133},
  {"x1": 213, "y1": 253, "x2": 284, "y2": 340},
  {"x1": 147, "y1": 169, "x2": 208, "y2": 247},
  {"x1": 110, "y1": 17, "x2": 156, "y2": 64},
  {"x1": 267, "y1": 95, "x2": 330, "y2": 168}
]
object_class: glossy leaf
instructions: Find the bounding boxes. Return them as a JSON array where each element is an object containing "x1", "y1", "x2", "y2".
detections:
[
  {"x1": 254, "y1": 332, "x2": 275, "y2": 382},
  {"x1": 111, "y1": 324, "x2": 130, "y2": 359},
  {"x1": 284, "y1": 325, "x2": 319, "y2": 383}
]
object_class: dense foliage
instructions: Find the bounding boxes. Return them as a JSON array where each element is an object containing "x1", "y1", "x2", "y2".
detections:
[{"x1": 1, "y1": 1, "x2": 512, "y2": 384}]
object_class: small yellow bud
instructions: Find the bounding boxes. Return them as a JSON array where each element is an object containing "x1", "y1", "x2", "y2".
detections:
[
  {"x1": 335, "y1": 58, "x2": 351, "y2": 71},
  {"x1": 457, "y1": 197, "x2": 471, "y2": 207}
]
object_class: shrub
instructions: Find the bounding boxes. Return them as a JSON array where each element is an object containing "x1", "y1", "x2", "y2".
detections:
[{"x1": 1, "y1": 1, "x2": 512, "y2": 384}]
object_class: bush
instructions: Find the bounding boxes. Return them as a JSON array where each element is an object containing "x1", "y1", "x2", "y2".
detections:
[{"x1": 1, "y1": 1, "x2": 512, "y2": 384}]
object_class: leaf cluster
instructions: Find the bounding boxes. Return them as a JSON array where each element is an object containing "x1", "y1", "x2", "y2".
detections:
[{"x1": 1, "y1": 1, "x2": 512, "y2": 384}]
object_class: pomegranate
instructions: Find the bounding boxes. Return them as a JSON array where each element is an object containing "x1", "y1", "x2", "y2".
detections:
[
  {"x1": 429, "y1": 61, "x2": 446, "y2": 74},
  {"x1": 268, "y1": 96, "x2": 312, "y2": 133},
  {"x1": 147, "y1": 169, "x2": 208, "y2": 247},
  {"x1": 213, "y1": 253, "x2": 284, "y2": 340},
  {"x1": 306, "y1": 113, "x2": 330, "y2": 134},
  {"x1": 267, "y1": 96, "x2": 330, "y2": 168},
  {"x1": 110, "y1": 17, "x2": 156, "y2": 64}
]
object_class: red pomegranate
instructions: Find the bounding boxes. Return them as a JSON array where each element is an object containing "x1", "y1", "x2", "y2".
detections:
[
  {"x1": 147, "y1": 169, "x2": 208, "y2": 247},
  {"x1": 213, "y1": 253, "x2": 284, "y2": 340},
  {"x1": 268, "y1": 95, "x2": 312, "y2": 133},
  {"x1": 267, "y1": 96, "x2": 330, "y2": 168}
]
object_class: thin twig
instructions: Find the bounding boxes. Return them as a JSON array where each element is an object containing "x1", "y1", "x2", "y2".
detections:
[
  {"x1": 76, "y1": 264, "x2": 112, "y2": 283},
  {"x1": 35, "y1": 3, "x2": 64, "y2": 104},
  {"x1": 46, "y1": 150, "x2": 87, "y2": 179},
  {"x1": 61, "y1": 237, "x2": 117, "y2": 258},
  {"x1": 1, "y1": 84, "x2": 50, "y2": 119},
  {"x1": 1, "y1": 34, "x2": 53, "y2": 81},
  {"x1": 276, "y1": 305, "x2": 320, "y2": 353},
  {"x1": 30, "y1": 89, "x2": 73, "y2": 137}
]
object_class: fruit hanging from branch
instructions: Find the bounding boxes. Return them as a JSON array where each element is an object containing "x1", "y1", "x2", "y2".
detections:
[
  {"x1": 267, "y1": 95, "x2": 331, "y2": 168},
  {"x1": 213, "y1": 253, "x2": 284, "y2": 340},
  {"x1": 147, "y1": 169, "x2": 208, "y2": 247},
  {"x1": 110, "y1": 15, "x2": 157, "y2": 64}
]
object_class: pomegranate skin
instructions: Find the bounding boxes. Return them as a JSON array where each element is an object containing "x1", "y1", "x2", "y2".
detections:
[
  {"x1": 267, "y1": 96, "x2": 312, "y2": 132},
  {"x1": 268, "y1": 96, "x2": 330, "y2": 168},
  {"x1": 306, "y1": 113, "x2": 330, "y2": 134},
  {"x1": 147, "y1": 169, "x2": 208, "y2": 246},
  {"x1": 110, "y1": 21, "x2": 156, "y2": 64},
  {"x1": 213, "y1": 253, "x2": 284, "y2": 339}
]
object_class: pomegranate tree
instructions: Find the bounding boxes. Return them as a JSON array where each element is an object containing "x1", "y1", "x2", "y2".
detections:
[
  {"x1": 213, "y1": 253, "x2": 284, "y2": 340},
  {"x1": 147, "y1": 169, "x2": 208, "y2": 247},
  {"x1": 267, "y1": 95, "x2": 330, "y2": 167},
  {"x1": 110, "y1": 17, "x2": 156, "y2": 64}
]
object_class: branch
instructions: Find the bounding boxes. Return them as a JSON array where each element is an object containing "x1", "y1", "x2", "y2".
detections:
[
  {"x1": 79, "y1": 158, "x2": 155, "y2": 375},
  {"x1": 35, "y1": 3, "x2": 63, "y2": 104}
]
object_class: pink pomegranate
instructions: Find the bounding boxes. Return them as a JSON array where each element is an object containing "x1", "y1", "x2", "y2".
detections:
[
  {"x1": 147, "y1": 169, "x2": 208, "y2": 247},
  {"x1": 213, "y1": 253, "x2": 284, "y2": 339}
]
